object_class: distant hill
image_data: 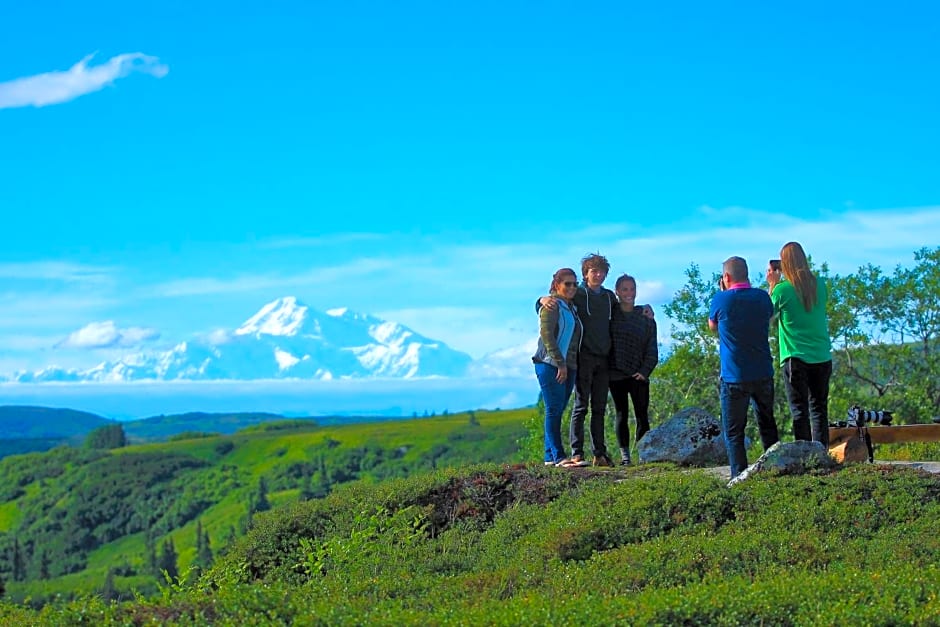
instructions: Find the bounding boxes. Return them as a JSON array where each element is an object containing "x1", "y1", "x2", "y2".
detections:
[
  {"x1": 0, "y1": 405, "x2": 114, "y2": 438},
  {"x1": 0, "y1": 436, "x2": 70, "y2": 457},
  {"x1": 123, "y1": 411, "x2": 303, "y2": 441},
  {"x1": 121, "y1": 411, "x2": 426, "y2": 442},
  {"x1": 0, "y1": 406, "x2": 428, "y2": 454}
]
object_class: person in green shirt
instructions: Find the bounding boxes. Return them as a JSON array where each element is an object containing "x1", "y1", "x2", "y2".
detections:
[{"x1": 767, "y1": 241, "x2": 833, "y2": 447}]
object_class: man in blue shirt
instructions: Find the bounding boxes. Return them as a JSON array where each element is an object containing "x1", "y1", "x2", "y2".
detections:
[{"x1": 708, "y1": 256, "x2": 779, "y2": 478}]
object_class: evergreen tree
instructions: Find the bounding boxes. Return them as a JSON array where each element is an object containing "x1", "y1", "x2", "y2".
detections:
[
  {"x1": 253, "y1": 477, "x2": 271, "y2": 513},
  {"x1": 224, "y1": 525, "x2": 238, "y2": 550},
  {"x1": 38, "y1": 549, "x2": 50, "y2": 580},
  {"x1": 85, "y1": 424, "x2": 127, "y2": 450},
  {"x1": 145, "y1": 533, "x2": 158, "y2": 578},
  {"x1": 194, "y1": 520, "x2": 213, "y2": 572},
  {"x1": 313, "y1": 455, "x2": 332, "y2": 498},
  {"x1": 101, "y1": 567, "x2": 118, "y2": 602},
  {"x1": 240, "y1": 508, "x2": 254, "y2": 534},
  {"x1": 157, "y1": 538, "x2": 179, "y2": 581},
  {"x1": 11, "y1": 538, "x2": 26, "y2": 582},
  {"x1": 299, "y1": 469, "x2": 315, "y2": 501}
]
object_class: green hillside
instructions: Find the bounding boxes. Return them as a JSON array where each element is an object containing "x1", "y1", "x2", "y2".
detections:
[
  {"x1": 3, "y1": 457, "x2": 940, "y2": 624},
  {"x1": 122, "y1": 411, "x2": 305, "y2": 441},
  {"x1": 2, "y1": 406, "x2": 940, "y2": 624},
  {"x1": 0, "y1": 408, "x2": 529, "y2": 604}
]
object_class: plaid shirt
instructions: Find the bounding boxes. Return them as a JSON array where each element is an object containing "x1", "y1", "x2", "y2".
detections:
[{"x1": 609, "y1": 307, "x2": 658, "y2": 379}]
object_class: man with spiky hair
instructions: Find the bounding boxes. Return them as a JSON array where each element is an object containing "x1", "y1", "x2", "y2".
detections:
[{"x1": 708, "y1": 255, "x2": 779, "y2": 479}]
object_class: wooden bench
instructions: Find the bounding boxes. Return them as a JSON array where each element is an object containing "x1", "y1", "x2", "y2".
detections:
[{"x1": 829, "y1": 424, "x2": 940, "y2": 463}]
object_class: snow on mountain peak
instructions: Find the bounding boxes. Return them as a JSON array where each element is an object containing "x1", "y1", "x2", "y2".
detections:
[
  {"x1": 236, "y1": 296, "x2": 309, "y2": 337},
  {"x1": 11, "y1": 296, "x2": 477, "y2": 382}
]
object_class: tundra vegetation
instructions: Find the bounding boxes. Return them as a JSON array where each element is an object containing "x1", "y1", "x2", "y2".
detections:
[{"x1": 0, "y1": 247, "x2": 938, "y2": 624}]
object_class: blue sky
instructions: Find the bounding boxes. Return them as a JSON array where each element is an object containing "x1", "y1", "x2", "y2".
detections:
[{"x1": 1, "y1": 0, "x2": 939, "y2": 377}]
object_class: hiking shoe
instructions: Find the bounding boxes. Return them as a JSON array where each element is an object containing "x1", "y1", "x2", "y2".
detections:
[
  {"x1": 593, "y1": 454, "x2": 614, "y2": 467},
  {"x1": 564, "y1": 455, "x2": 590, "y2": 467},
  {"x1": 619, "y1": 456, "x2": 632, "y2": 466}
]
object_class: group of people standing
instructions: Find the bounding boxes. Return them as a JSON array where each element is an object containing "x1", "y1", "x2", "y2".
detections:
[
  {"x1": 708, "y1": 241, "x2": 833, "y2": 479},
  {"x1": 532, "y1": 253, "x2": 658, "y2": 468},
  {"x1": 532, "y1": 241, "x2": 832, "y2": 480}
]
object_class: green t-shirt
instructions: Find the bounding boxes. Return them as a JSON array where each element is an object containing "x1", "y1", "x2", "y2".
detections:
[{"x1": 770, "y1": 277, "x2": 832, "y2": 365}]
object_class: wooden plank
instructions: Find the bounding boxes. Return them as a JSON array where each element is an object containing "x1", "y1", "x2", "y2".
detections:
[
  {"x1": 866, "y1": 424, "x2": 940, "y2": 444},
  {"x1": 829, "y1": 424, "x2": 940, "y2": 445},
  {"x1": 829, "y1": 437, "x2": 870, "y2": 463}
]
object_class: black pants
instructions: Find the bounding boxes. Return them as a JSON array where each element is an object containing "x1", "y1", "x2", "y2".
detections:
[
  {"x1": 783, "y1": 357, "x2": 832, "y2": 447},
  {"x1": 609, "y1": 377, "x2": 650, "y2": 449},
  {"x1": 570, "y1": 351, "x2": 610, "y2": 457}
]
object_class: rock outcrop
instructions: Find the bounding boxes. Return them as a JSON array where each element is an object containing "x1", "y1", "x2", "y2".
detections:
[{"x1": 637, "y1": 407, "x2": 729, "y2": 467}]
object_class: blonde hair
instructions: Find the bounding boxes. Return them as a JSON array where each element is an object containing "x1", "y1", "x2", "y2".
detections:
[{"x1": 780, "y1": 242, "x2": 817, "y2": 312}]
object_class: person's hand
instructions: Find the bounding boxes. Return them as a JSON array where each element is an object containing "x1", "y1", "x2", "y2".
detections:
[
  {"x1": 556, "y1": 365, "x2": 568, "y2": 383},
  {"x1": 767, "y1": 268, "x2": 782, "y2": 293},
  {"x1": 632, "y1": 372, "x2": 647, "y2": 382},
  {"x1": 642, "y1": 305, "x2": 655, "y2": 319},
  {"x1": 540, "y1": 296, "x2": 558, "y2": 310}
]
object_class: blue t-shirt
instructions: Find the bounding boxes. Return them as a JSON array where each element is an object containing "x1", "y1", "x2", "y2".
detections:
[{"x1": 708, "y1": 287, "x2": 774, "y2": 383}]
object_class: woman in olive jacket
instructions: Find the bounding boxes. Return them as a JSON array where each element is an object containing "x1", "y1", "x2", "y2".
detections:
[{"x1": 532, "y1": 267, "x2": 583, "y2": 467}]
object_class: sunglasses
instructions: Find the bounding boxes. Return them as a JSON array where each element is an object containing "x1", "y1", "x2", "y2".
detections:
[{"x1": 562, "y1": 281, "x2": 578, "y2": 287}]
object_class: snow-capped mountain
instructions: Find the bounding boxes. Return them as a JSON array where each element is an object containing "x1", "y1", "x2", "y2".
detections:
[
  {"x1": 476, "y1": 338, "x2": 537, "y2": 378},
  {"x1": 14, "y1": 297, "x2": 474, "y2": 382}
]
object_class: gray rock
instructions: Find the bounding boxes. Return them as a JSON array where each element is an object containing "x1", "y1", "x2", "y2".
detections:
[
  {"x1": 638, "y1": 407, "x2": 729, "y2": 467},
  {"x1": 727, "y1": 440, "x2": 838, "y2": 487}
]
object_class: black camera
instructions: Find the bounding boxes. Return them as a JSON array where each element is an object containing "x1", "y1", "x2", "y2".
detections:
[{"x1": 846, "y1": 405, "x2": 893, "y2": 427}]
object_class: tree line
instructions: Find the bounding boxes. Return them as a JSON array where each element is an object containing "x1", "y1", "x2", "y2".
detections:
[
  {"x1": 523, "y1": 246, "x2": 940, "y2": 458},
  {"x1": 653, "y1": 245, "x2": 940, "y2": 432}
]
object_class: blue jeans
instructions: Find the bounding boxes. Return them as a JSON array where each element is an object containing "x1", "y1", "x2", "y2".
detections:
[
  {"x1": 535, "y1": 362, "x2": 576, "y2": 463},
  {"x1": 720, "y1": 377, "x2": 779, "y2": 478},
  {"x1": 783, "y1": 358, "x2": 832, "y2": 447}
]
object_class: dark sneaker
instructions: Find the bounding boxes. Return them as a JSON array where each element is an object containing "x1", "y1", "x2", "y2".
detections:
[
  {"x1": 619, "y1": 456, "x2": 632, "y2": 466},
  {"x1": 593, "y1": 454, "x2": 614, "y2": 468}
]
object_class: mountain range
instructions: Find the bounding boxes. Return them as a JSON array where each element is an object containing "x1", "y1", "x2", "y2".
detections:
[{"x1": 9, "y1": 297, "x2": 524, "y2": 383}]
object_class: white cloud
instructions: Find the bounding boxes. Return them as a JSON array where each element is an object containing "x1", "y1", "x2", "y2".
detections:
[
  {"x1": 10, "y1": 203, "x2": 937, "y2": 371},
  {"x1": 0, "y1": 52, "x2": 168, "y2": 109},
  {"x1": 0, "y1": 261, "x2": 114, "y2": 284},
  {"x1": 259, "y1": 233, "x2": 388, "y2": 250},
  {"x1": 200, "y1": 329, "x2": 233, "y2": 346},
  {"x1": 58, "y1": 320, "x2": 160, "y2": 349},
  {"x1": 0, "y1": 293, "x2": 117, "y2": 329},
  {"x1": 150, "y1": 258, "x2": 396, "y2": 297}
]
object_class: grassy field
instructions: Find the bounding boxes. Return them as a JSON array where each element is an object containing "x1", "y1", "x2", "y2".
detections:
[
  {"x1": 0, "y1": 408, "x2": 531, "y2": 604},
  {"x1": 3, "y1": 407, "x2": 940, "y2": 624}
]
